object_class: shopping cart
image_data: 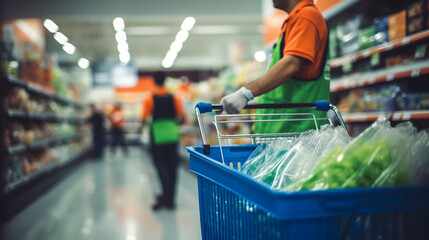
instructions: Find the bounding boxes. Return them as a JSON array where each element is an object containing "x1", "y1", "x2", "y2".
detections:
[{"x1": 186, "y1": 101, "x2": 429, "y2": 240}]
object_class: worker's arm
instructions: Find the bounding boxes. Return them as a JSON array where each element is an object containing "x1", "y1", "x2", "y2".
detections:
[
  {"x1": 246, "y1": 54, "x2": 302, "y2": 97},
  {"x1": 220, "y1": 55, "x2": 303, "y2": 114}
]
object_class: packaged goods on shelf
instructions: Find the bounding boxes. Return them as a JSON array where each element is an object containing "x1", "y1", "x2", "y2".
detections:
[
  {"x1": 374, "y1": 17, "x2": 389, "y2": 45},
  {"x1": 388, "y1": 10, "x2": 406, "y2": 41},
  {"x1": 329, "y1": 26, "x2": 338, "y2": 58},
  {"x1": 337, "y1": 15, "x2": 362, "y2": 55},
  {"x1": 358, "y1": 26, "x2": 375, "y2": 51},
  {"x1": 396, "y1": 93, "x2": 421, "y2": 111},
  {"x1": 6, "y1": 87, "x2": 29, "y2": 111},
  {"x1": 419, "y1": 92, "x2": 429, "y2": 109},
  {"x1": 362, "y1": 84, "x2": 400, "y2": 112},
  {"x1": 338, "y1": 88, "x2": 364, "y2": 113},
  {"x1": 407, "y1": 1, "x2": 426, "y2": 35}
]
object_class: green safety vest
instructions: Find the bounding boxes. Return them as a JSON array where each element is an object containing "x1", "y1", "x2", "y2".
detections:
[{"x1": 254, "y1": 29, "x2": 330, "y2": 134}]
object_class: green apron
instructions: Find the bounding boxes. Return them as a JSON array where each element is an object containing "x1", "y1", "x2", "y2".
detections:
[{"x1": 254, "y1": 30, "x2": 330, "y2": 134}]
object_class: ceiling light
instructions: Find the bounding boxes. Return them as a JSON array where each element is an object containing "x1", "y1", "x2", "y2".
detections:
[
  {"x1": 181, "y1": 17, "x2": 196, "y2": 31},
  {"x1": 254, "y1": 51, "x2": 267, "y2": 62},
  {"x1": 63, "y1": 43, "x2": 76, "y2": 54},
  {"x1": 117, "y1": 42, "x2": 129, "y2": 53},
  {"x1": 119, "y1": 51, "x2": 130, "y2": 64},
  {"x1": 113, "y1": 17, "x2": 125, "y2": 31},
  {"x1": 166, "y1": 50, "x2": 177, "y2": 60},
  {"x1": 115, "y1": 31, "x2": 127, "y2": 43},
  {"x1": 54, "y1": 32, "x2": 68, "y2": 45},
  {"x1": 170, "y1": 41, "x2": 183, "y2": 53},
  {"x1": 175, "y1": 30, "x2": 189, "y2": 43},
  {"x1": 43, "y1": 19, "x2": 58, "y2": 33},
  {"x1": 78, "y1": 58, "x2": 90, "y2": 69},
  {"x1": 162, "y1": 58, "x2": 174, "y2": 68}
]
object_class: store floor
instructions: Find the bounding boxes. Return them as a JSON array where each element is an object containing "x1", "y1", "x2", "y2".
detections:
[{"x1": 1, "y1": 147, "x2": 202, "y2": 240}]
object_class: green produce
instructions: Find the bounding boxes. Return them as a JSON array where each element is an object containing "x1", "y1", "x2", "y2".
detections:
[{"x1": 285, "y1": 140, "x2": 408, "y2": 191}]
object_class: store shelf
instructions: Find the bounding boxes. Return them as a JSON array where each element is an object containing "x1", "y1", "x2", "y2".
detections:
[
  {"x1": 330, "y1": 30, "x2": 429, "y2": 68},
  {"x1": 323, "y1": 0, "x2": 362, "y2": 20},
  {"x1": 4, "y1": 110, "x2": 86, "y2": 123},
  {"x1": 3, "y1": 76, "x2": 87, "y2": 108},
  {"x1": 342, "y1": 110, "x2": 429, "y2": 122},
  {"x1": 3, "y1": 148, "x2": 90, "y2": 195},
  {"x1": 330, "y1": 60, "x2": 429, "y2": 92},
  {"x1": 3, "y1": 133, "x2": 89, "y2": 155}
]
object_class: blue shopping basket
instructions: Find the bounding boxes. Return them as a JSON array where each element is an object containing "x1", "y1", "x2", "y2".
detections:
[{"x1": 187, "y1": 101, "x2": 429, "y2": 240}]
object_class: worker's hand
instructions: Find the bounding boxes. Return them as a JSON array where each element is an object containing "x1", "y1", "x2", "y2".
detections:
[{"x1": 220, "y1": 87, "x2": 254, "y2": 114}]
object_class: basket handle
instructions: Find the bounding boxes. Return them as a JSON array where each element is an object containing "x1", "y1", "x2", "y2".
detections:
[
  {"x1": 193, "y1": 100, "x2": 347, "y2": 154},
  {"x1": 195, "y1": 100, "x2": 331, "y2": 114}
]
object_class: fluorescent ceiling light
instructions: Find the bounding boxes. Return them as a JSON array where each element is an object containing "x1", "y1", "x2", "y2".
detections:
[
  {"x1": 254, "y1": 51, "x2": 266, "y2": 62},
  {"x1": 170, "y1": 41, "x2": 183, "y2": 53},
  {"x1": 162, "y1": 58, "x2": 174, "y2": 68},
  {"x1": 78, "y1": 58, "x2": 90, "y2": 69},
  {"x1": 43, "y1": 19, "x2": 58, "y2": 33},
  {"x1": 119, "y1": 51, "x2": 130, "y2": 63},
  {"x1": 166, "y1": 50, "x2": 177, "y2": 60},
  {"x1": 54, "y1": 32, "x2": 68, "y2": 45},
  {"x1": 181, "y1": 17, "x2": 196, "y2": 31},
  {"x1": 63, "y1": 43, "x2": 76, "y2": 54},
  {"x1": 117, "y1": 42, "x2": 129, "y2": 53},
  {"x1": 113, "y1": 17, "x2": 125, "y2": 31},
  {"x1": 175, "y1": 30, "x2": 189, "y2": 43},
  {"x1": 115, "y1": 31, "x2": 127, "y2": 42}
]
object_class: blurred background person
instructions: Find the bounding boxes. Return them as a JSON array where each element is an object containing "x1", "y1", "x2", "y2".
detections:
[
  {"x1": 109, "y1": 102, "x2": 128, "y2": 156},
  {"x1": 89, "y1": 103, "x2": 106, "y2": 159},
  {"x1": 140, "y1": 71, "x2": 185, "y2": 210}
]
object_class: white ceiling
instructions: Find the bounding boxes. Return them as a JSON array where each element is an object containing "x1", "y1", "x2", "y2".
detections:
[{"x1": 2, "y1": 0, "x2": 264, "y2": 72}]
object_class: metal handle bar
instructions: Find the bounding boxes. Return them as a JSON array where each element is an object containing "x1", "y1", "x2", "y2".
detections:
[
  {"x1": 196, "y1": 100, "x2": 330, "y2": 114},
  {"x1": 194, "y1": 101, "x2": 348, "y2": 154}
]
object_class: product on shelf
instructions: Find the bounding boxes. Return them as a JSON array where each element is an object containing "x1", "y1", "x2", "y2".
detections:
[
  {"x1": 420, "y1": 92, "x2": 429, "y2": 109},
  {"x1": 358, "y1": 26, "x2": 375, "y2": 51},
  {"x1": 353, "y1": 84, "x2": 401, "y2": 113},
  {"x1": 388, "y1": 10, "x2": 406, "y2": 41},
  {"x1": 329, "y1": 26, "x2": 338, "y2": 58},
  {"x1": 3, "y1": 155, "x2": 24, "y2": 188},
  {"x1": 338, "y1": 88, "x2": 364, "y2": 113},
  {"x1": 407, "y1": 1, "x2": 426, "y2": 35},
  {"x1": 7, "y1": 87, "x2": 29, "y2": 111},
  {"x1": 374, "y1": 17, "x2": 389, "y2": 45},
  {"x1": 337, "y1": 15, "x2": 362, "y2": 55},
  {"x1": 8, "y1": 121, "x2": 25, "y2": 146}
]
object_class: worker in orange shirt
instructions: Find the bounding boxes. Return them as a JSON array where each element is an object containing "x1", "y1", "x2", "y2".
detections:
[
  {"x1": 110, "y1": 102, "x2": 128, "y2": 155},
  {"x1": 141, "y1": 71, "x2": 185, "y2": 210},
  {"x1": 220, "y1": 0, "x2": 330, "y2": 133}
]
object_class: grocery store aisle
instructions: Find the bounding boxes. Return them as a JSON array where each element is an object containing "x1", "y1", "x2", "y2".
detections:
[{"x1": 0, "y1": 147, "x2": 202, "y2": 240}]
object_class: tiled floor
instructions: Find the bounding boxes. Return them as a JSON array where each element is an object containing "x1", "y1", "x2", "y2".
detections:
[{"x1": 0, "y1": 147, "x2": 202, "y2": 240}]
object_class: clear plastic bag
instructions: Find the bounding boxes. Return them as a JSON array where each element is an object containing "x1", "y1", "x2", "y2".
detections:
[
  {"x1": 241, "y1": 125, "x2": 350, "y2": 189},
  {"x1": 285, "y1": 120, "x2": 429, "y2": 191}
]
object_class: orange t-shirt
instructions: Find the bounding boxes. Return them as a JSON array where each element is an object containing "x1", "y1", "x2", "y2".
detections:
[
  {"x1": 141, "y1": 87, "x2": 185, "y2": 120},
  {"x1": 110, "y1": 109, "x2": 125, "y2": 128},
  {"x1": 281, "y1": 0, "x2": 328, "y2": 79}
]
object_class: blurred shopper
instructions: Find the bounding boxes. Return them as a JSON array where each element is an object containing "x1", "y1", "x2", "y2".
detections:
[
  {"x1": 109, "y1": 102, "x2": 128, "y2": 155},
  {"x1": 89, "y1": 104, "x2": 106, "y2": 158},
  {"x1": 141, "y1": 71, "x2": 185, "y2": 210},
  {"x1": 220, "y1": 0, "x2": 330, "y2": 133}
]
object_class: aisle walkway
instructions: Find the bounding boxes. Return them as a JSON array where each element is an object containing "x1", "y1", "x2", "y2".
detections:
[{"x1": 1, "y1": 147, "x2": 202, "y2": 240}]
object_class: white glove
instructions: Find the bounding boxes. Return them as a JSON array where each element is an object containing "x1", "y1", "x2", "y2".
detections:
[{"x1": 220, "y1": 87, "x2": 254, "y2": 114}]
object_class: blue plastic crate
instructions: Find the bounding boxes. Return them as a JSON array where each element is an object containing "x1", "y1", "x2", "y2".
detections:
[{"x1": 187, "y1": 145, "x2": 429, "y2": 240}]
